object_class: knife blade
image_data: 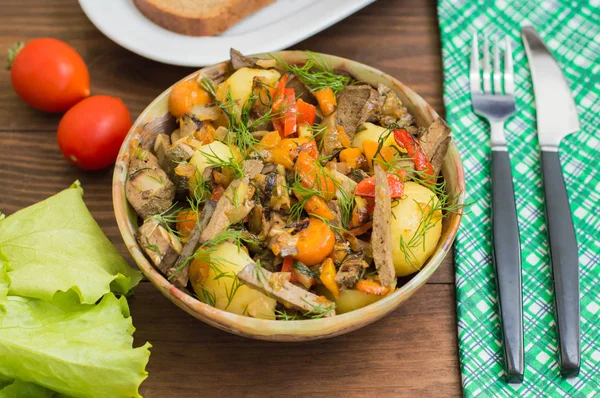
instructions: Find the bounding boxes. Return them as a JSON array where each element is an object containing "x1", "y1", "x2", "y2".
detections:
[
  {"x1": 521, "y1": 26, "x2": 580, "y2": 378},
  {"x1": 521, "y1": 27, "x2": 580, "y2": 149}
]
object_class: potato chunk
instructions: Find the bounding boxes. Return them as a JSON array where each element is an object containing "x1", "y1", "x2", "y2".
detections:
[
  {"x1": 215, "y1": 67, "x2": 280, "y2": 112},
  {"x1": 352, "y1": 122, "x2": 397, "y2": 150},
  {"x1": 316, "y1": 285, "x2": 384, "y2": 314},
  {"x1": 390, "y1": 182, "x2": 442, "y2": 276},
  {"x1": 188, "y1": 140, "x2": 242, "y2": 179},
  {"x1": 189, "y1": 242, "x2": 276, "y2": 319}
]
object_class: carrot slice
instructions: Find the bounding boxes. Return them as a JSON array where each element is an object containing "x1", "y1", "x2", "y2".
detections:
[
  {"x1": 355, "y1": 279, "x2": 391, "y2": 296},
  {"x1": 314, "y1": 87, "x2": 336, "y2": 116},
  {"x1": 320, "y1": 258, "x2": 340, "y2": 299},
  {"x1": 302, "y1": 195, "x2": 335, "y2": 220}
]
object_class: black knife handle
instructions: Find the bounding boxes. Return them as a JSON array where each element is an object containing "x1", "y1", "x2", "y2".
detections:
[
  {"x1": 541, "y1": 150, "x2": 580, "y2": 377},
  {"x1": 491, "y1": 148, "x2": 524, "y2": 383}
]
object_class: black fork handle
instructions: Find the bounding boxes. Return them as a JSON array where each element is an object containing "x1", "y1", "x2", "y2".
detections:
[{"x1": 491, "y1": 148, "x2": 524, "y2": 383}]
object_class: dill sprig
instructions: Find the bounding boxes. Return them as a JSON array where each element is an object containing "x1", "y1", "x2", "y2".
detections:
[
  {"x1": 331, "y1": 174, "x2": 355, "y2": 228},
  {"x1": 219, "y1": 270, "x2": 243, "y2": 310},
  {"x1": 288, "y1": 162, "x2": 335, "y2": 221},
  {"x1": 128, "y1": 167, "x2": 152, "y2": 180},
  {"x1": 199, "y1": 76, "x2": 216, "y2": 98},
  {"x1": 273, "y1": 309, "x2": 301, "y2": 321},
  {"x1": 367, "y1": 127, "x2": 406, "y2": 174},
  {"x1": 199, "y1": 146, "x2": 244, "y2": 180},
  {"x1": 293, "y1": 261, "x2": 320, "y2": 279},
  {"x1": 187, "y1": 168, "x2": 211, "y2": 215},
  {"x1": 217, "y1": 88, "x2": 293, "y2": 156},
  {"x1": 273, "y1": 52, "x2": 350, "y2": 94},
  {"x1": 218, "y1": 90, "x2": 260, "y2": 154},
  {"x1": 148, "y1": 203, "x2": 184, "y2": 240},
  {"x1": 367, "y1": 125, "x2": 470, "y2": 271},
  {"x1": 372, "y1": 124, "x2": 441, "y2": 186},
  {"x1": 169, "y1": 228, "x2": 258, "y2": 279},
  {"x1": 143, "y1": 237, "x2": 162, "y2": 256},
  {"x1": 309, "y1": 213, "x2": 349, "y2": 237},
  {"x1": 398, "y1": 190, "x2": 466, "y2": 271},
  {"x1": 147, "y1": 175, "x2": 164, "y2": 184},
  {"x1": 300, "y1": 297, "x2": 335, "y2": 319},
  {"x1": 306, "y1": 123, "x2": 328, "y2": 151},
  {"x1": 288, "y1": 174, "x2": 323, "y2": 221},
  {"x1": 170, "y1": 229, "x2": 259, "y2": 308},
  {"x1": 288, "y1": 156, "x2": 351, "y2": 226},
  {"x1": 195, "y1": 287, "x2": 217, "y2": 307},
  {"x1": 307, "y1": 124, "x2": 327, "y2": 140},
  {"x1": 338, "y1": 192, "x2": 355, "y2": 228},
  {"x1": 208, "y1": 229, "x2": 259, "y2": 251},
  {"x1": 252, "y1": 259, "x2": 270, "y2": 292}
]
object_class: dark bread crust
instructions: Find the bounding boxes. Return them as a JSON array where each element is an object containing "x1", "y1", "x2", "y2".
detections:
[{"x1": 133, "y1": 0, "x2": 276, "y2": 36}]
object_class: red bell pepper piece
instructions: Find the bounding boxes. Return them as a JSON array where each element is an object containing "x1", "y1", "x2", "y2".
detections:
[
  {"x1": 272, "y1": 86, "x2": 297, "y2": 137},
  {"x1": 296, "y1": 98, "x2": 316, "y2": 126},
  {"x1": 271, "y1": 73, "x2": 288, "y2": 136},
  {"x1": 282, "y1": 88, "x2": 297, "y2": 137},
  {"x1": 281, "y1": 256, "x2": 298, "y2": 283},
  {"x1": 393, "y1": 129, "x2": 434, "y2": 181},
  {"x1": 355, "y1": 170, "x2": 407, "y2": 198},
  {"x1": 270, "y1": 73, "x2": 288, "y2": 106}
]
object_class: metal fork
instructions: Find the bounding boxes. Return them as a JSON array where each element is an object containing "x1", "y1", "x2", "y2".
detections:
[{"x1": 470, "y1": 34, "x2": 523, "y2": 383}]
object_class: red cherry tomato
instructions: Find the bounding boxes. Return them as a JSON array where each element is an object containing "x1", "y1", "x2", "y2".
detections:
[
  {"x1": 9, "y1": 38, "x2": 90, "y2": 113},
  {"x1": 57, "y1": 96, "x2": 131, "y2": 170},
  {"x1": 355, "y1": 170, "x2": 407, "y2": 198}
]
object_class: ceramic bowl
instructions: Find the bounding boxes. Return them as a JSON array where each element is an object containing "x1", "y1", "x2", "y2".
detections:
[{"x1": 113, "y1": 51, "x2": 465, "y2": 341}]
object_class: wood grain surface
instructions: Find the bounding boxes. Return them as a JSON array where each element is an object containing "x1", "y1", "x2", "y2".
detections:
[{"x1": 0, "y1": 0, "x2": 462, "y2": 396}]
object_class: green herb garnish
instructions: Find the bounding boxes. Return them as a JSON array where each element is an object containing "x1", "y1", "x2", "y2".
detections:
[
  {"x1": 128, "y1": 167, "x2": 152, "y2": 180},
  {"x1": 199, "y1": 146, "x2": 244, "y2": 180},
  {"x1": 273, "y1": 309, "x2": 301, "y2": 321},
  {"x1": 293, "y1": 261, "x2": 320, "y2": 279},
  {"x1": 200, "y1": 76, "x2": 216, "y2": 97},
  {"x1": 273, "y1": 52, "x2": 351, "y2": 94}
]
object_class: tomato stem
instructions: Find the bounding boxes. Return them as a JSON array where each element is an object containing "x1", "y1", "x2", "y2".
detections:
[{"x1": 6, "y1": 41, "x2": 24, "y2": 70}]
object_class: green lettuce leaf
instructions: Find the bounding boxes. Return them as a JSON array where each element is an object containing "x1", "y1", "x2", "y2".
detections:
[
  {"x1": 0, "y1": 379, "x2": 58, "y2": 398},
  {"x1": 0, "y1": 250, "x2": 8, "y2": 303},
  {"x1": 0, "y1": 182, "x2": 142, "y2": 304},
  {"x1": 0, "y1": 293, "x2": 151, "y2": 398},
  {"x1": 0, "y1": 374, "x2": 12, "y2": 390}
]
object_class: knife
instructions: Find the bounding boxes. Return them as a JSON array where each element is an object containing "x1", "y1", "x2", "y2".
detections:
[{"x1": 521, "y1": 26, "x2": 580, "y2": 378}]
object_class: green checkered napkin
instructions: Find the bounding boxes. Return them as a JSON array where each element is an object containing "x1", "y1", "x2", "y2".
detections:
[{"x1": 437, "y1": 1, "x2": 600, "y2": 396}]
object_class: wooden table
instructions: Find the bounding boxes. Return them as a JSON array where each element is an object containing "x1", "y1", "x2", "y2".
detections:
[{"x1": 0, "y1": 0, "x2": 461, "y2": 396}]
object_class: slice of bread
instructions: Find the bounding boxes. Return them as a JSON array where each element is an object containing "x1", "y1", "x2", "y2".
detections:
[{"x1": 133, "y1": 0, "x2": 276, "y2": 36}]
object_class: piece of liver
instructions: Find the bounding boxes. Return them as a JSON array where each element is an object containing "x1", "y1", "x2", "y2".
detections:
[
  {"x1": 238, "y1": 263, "x2": 336, "y2": 317},
  {"x1": 419, "y1": 118, "x2": 451, "y2": 164},
  {"x1": 335, "y1": 85, "x2": 379, "y2": 139},
  {"x1": 136, "y1": 218, "x2": 182, "y2": 275},
  {"x1": 199, "y1": 160, "x2": 264, "y2": 243},
  {"x1": 168, "y1": 199, "x2": 217, "y2": 288},
  {"x1": 371, "y1": 165, "x2": 396, "y2": 287}
]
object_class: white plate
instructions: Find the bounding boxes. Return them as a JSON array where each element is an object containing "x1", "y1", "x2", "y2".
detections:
[{"x1": 78, "y1": 0, "x2": 375, "y2": 67}]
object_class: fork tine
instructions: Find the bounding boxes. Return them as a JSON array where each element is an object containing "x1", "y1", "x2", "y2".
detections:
[
  {"x1": 483, "y1": 35, "x2": 492, "y2": 93},
  {"x1": 493, "y1": 38, "x2": 502, "y2": 94},
  {"x1": 470, "y1": 33, "x2": 481, "y2": 94},
  {"x1": 504, "y1": 36, "x2": 515, "y2": 95}
]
